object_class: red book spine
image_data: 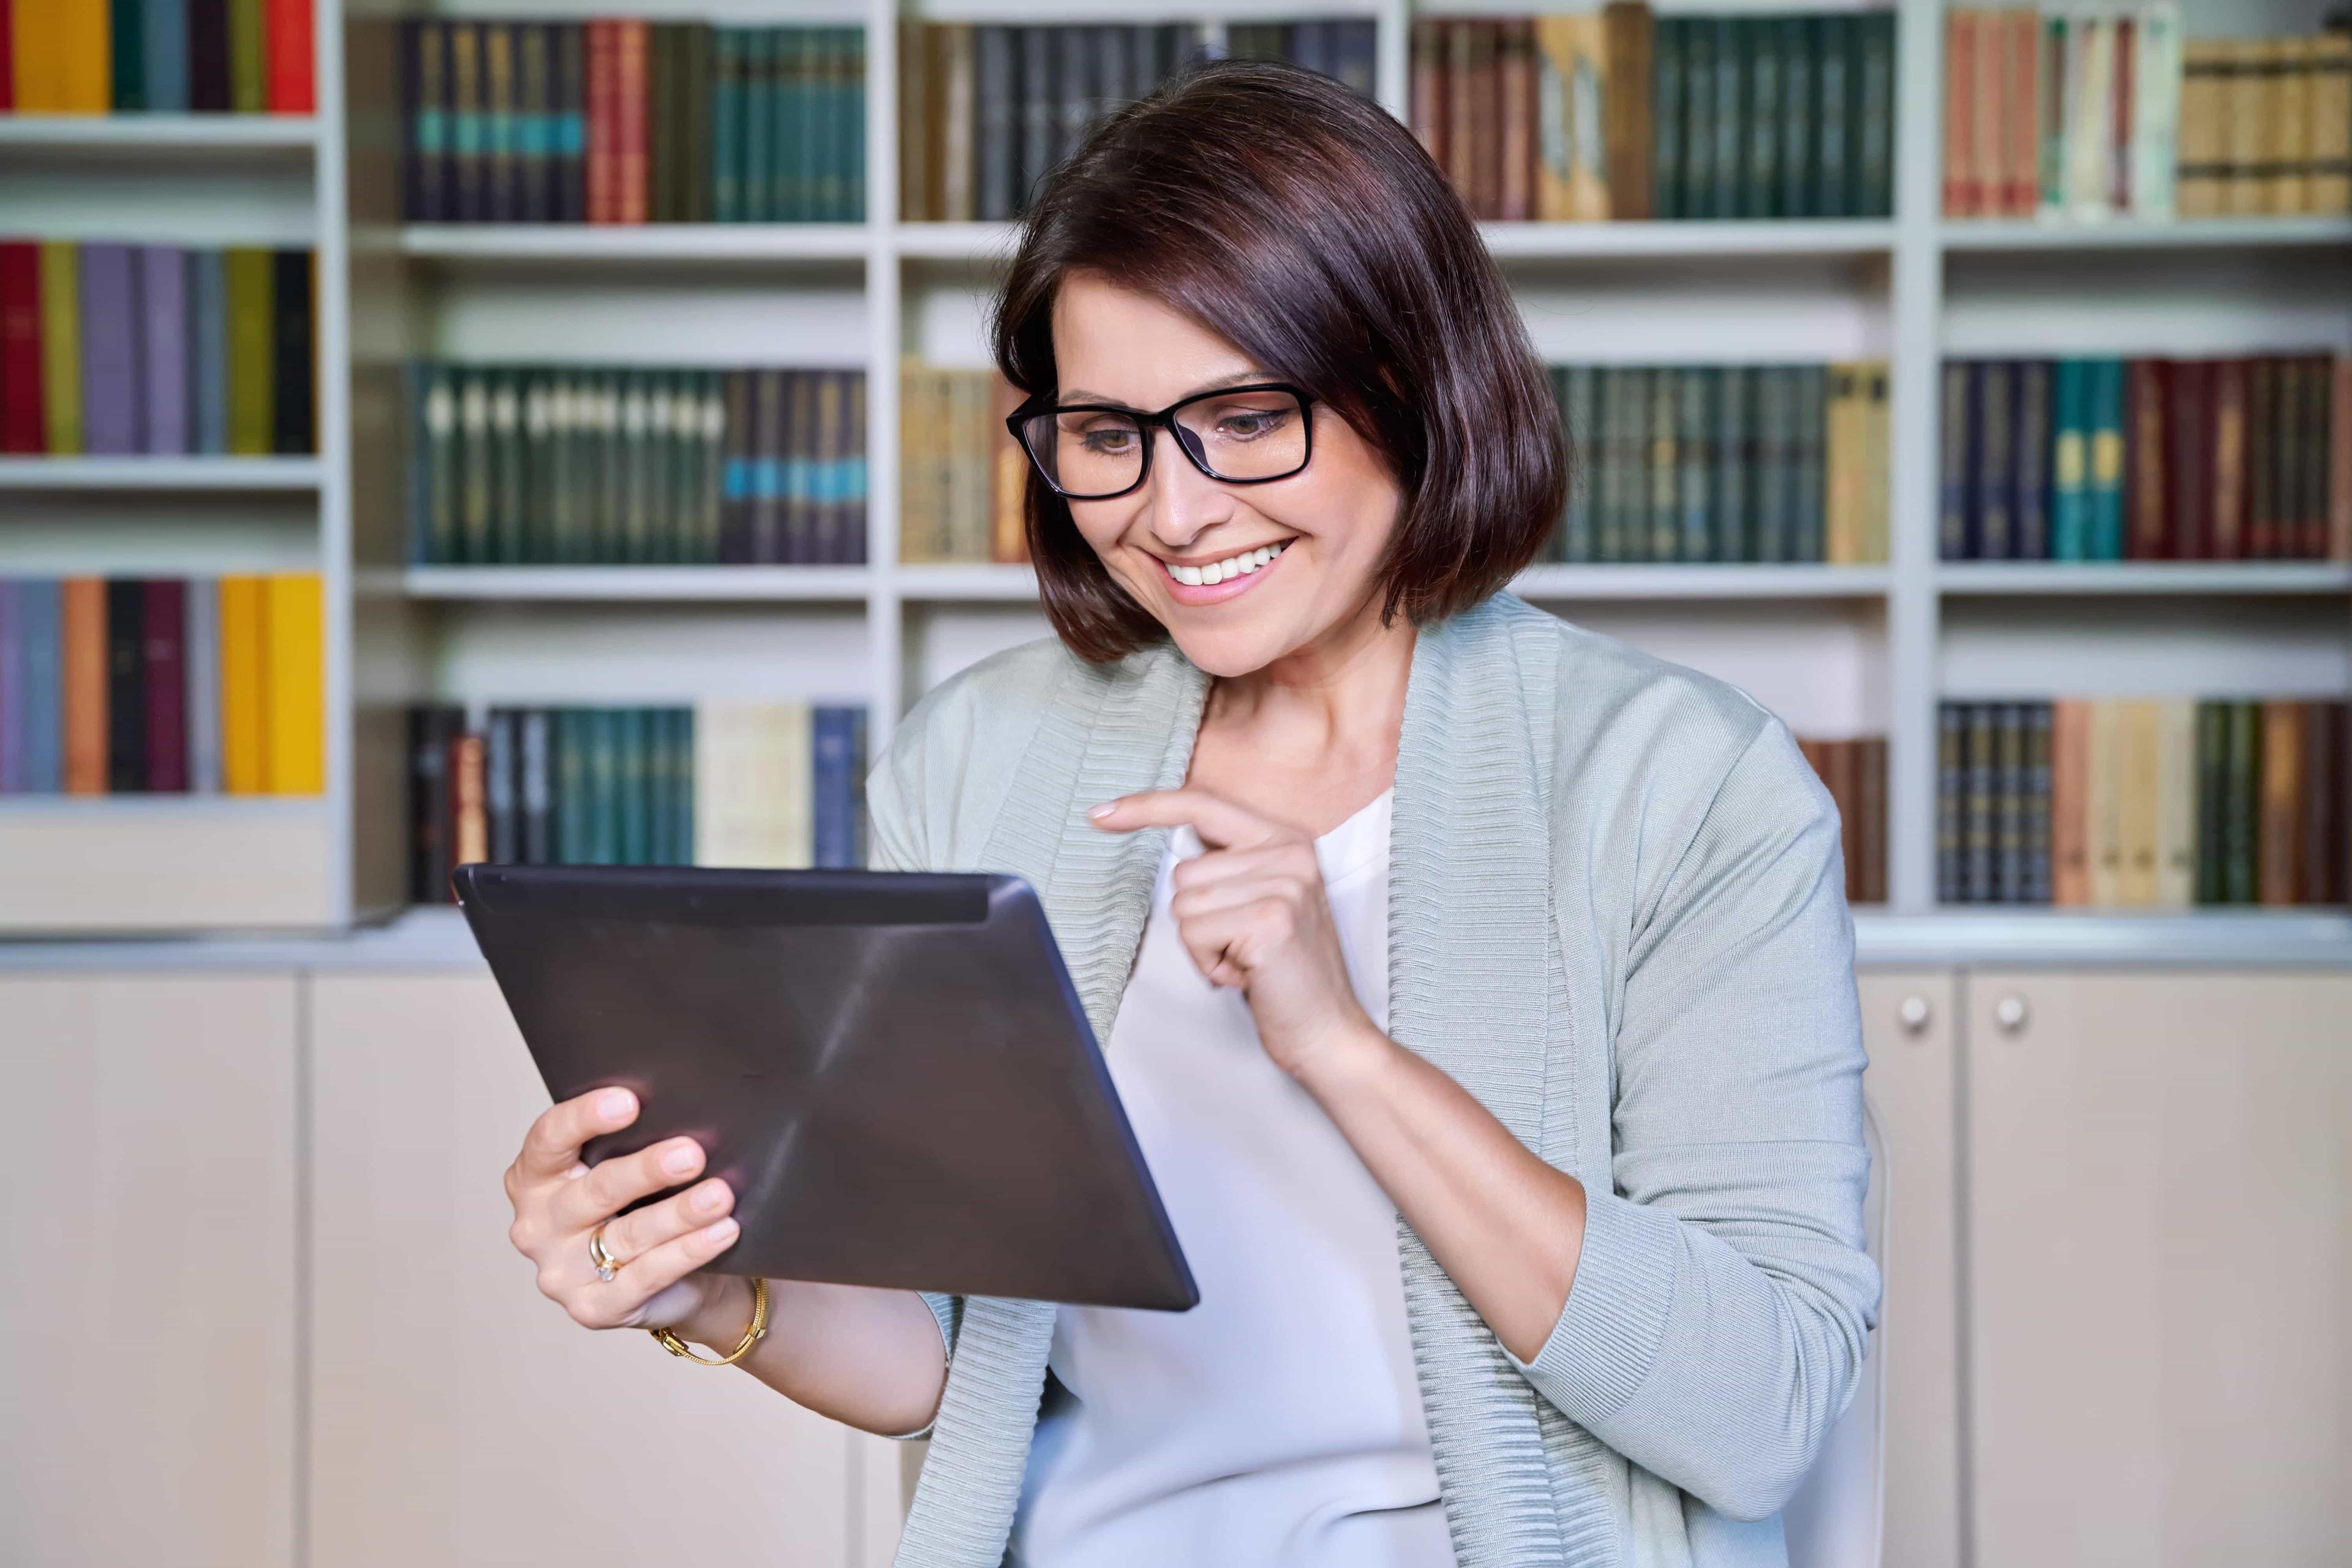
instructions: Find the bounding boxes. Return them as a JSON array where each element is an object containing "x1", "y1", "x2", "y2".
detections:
[
  {"x1": 0, "y1": 243, "x2": 43, "y2": 456},
  {"x1": 616, "y1": 20, "x2": 649, "y2": 225},
  {"x1": 2209, "y1": 358, "x2": 2248, "y2": 560},
  {"x1": 0, "y1": 0, "x2": 15, "y2": 114},
  {"x1": 142, "y1": 578, "x2": 189, "y2": 794},
  {"x1": 2126, "y1": 358, "x2": 2167, "y2": 559},
  {"x1": 2299, "y1": 356, "x2": 2329, "y2": 560},
  {"x1": 2166, "y1": 358, "x2": 2210, "y2": 560},
  {"x1": 266, "y1": 0, "x2": 314, "y2": 113},
  {"x1": 586, "y1": 20, "x2": 617, "y2": 225},
  {"x1": 2330, "y1": 356, "x2": 2351, "y2": 563}
]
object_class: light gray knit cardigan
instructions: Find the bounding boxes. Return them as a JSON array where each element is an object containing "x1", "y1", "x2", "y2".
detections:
[{"x1": 862, "y1": 591, "x2": 1880, "y2": 1568}]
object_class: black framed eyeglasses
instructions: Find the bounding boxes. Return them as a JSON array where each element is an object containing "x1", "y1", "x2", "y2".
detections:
[{"x1": 1006, "y1": 382, "x2": 1317, "y2": 501}]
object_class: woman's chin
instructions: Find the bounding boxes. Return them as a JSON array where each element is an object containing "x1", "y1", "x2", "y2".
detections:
[{"x1": 1161, "y1": 619, "x2": 1298, "y2": 680}]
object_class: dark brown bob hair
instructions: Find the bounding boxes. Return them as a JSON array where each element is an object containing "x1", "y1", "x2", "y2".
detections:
[{"x1": 990, "y1": 57, "x2": 1567, "y2": 663}]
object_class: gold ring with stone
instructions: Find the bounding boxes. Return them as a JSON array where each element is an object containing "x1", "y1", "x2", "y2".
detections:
[{"x1": 588, "y1": 1221, "x2": 622, "y2": 1282}]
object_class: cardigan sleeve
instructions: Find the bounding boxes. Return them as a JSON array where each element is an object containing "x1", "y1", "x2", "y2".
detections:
[
  {"x1": 864, "y1": 742, "x2": 965, "y2": 1442},
  {"x1": 1506, "y1": 715, "x2": 1881, "y2": 1522}
]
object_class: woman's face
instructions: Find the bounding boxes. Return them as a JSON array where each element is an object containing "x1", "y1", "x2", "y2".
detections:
[{"x1": 1047, "y1": 271, "x2": 1406, "y2": 678}]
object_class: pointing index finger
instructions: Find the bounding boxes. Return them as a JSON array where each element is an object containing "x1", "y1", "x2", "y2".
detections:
[{"x1": 1087, "y1": 787, "x2": 1288, "y2": 850}]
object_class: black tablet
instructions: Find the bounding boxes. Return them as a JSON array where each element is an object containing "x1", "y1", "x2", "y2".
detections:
[{"x1": 453, "y1": 862, "x2": 1198, "y2": 1312}]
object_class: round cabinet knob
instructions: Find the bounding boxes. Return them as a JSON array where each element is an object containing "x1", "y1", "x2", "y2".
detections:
[
  {"x1": 1898, "y1": 995, "x2": 1933, "y2": 1035},
  {"x1": 1994, "y1": 995, "x2": 2030, "y2": 1035}
]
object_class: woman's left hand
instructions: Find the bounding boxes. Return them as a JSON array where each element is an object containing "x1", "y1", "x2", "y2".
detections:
[{"x1": 1088, "y1": 786, "x2": 1378, "y2": 1081}]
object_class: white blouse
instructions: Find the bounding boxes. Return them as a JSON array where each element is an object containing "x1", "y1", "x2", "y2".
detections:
[{"x1": 1007, "y1": 786, "x2": 1454, "y2": 1568}]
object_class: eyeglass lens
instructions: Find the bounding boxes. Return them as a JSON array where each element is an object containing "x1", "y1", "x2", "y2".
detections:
[{"x1": 1020, "y1": 389, "x2": 1308, "y2": 498}]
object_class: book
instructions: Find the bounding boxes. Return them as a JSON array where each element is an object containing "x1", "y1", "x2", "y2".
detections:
[
  {"x1": 61, "y1": 576, "x2": 105, "y2": 794},
  {"x1": 105, "y1": 577, "x2": 145, "y2": 793},
  {"x1": 260, "y1": 573, "x2": 320, "y2": 794},
  {"x1": 140, "y1": 576, "x2": 186, "y2": 793},
  {"x1": 219, "y1": 573, "x2": 267, "y2": 793},
  {"x1": 0, "y1": 241, "x2": 39, "y2": 454},
  {"x1": 185, "y1": 575, "x2": 219, "y2": 793}
]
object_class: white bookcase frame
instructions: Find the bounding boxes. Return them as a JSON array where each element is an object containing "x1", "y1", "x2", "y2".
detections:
[{"x1": 2, "y1": 0, "x2": 2347, "y2": 946}]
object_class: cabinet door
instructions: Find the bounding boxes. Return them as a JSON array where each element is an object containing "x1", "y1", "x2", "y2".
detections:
[
  {"x1": 0, "y1": 973, "x2": 300, "y2": 1568},
  {"x1": 307, "y1": 971, "x2": 901, "y2": 1568},
  {"x1": 1966, "y1": 970, "x2": 2352, "y2": 1567},
  {"x1": 1858, "y1": 971, "x2": 1962, "y2": 1568}
]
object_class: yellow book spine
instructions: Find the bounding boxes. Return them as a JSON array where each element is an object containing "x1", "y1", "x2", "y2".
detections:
[
  {"x1": 225, "y1": 247, "x2": 276, "y2": 458},
  {"x1": 219, "y1": 575, "x2": 270, "y2": 794},
  {"x1": 1824, "y1": 363, "x2": 1863, "y2": 564},
  {"x1": 263, "y1": 573, "x2": 325, "y2": 795},
  {"x1": 12, "y1": 0, "x2": 111, "y2": 114},
  {"x1": 1861, "y1": 360, "x2": 1891, "y2": 564},
  {"x1": 37, "y1": 241, "x2": 81, "y2": 456}
]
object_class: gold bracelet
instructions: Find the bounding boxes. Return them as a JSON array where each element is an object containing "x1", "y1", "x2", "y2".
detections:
[{"x1": 650, "y1": 1276, "x2": 769, "y2": 1366}]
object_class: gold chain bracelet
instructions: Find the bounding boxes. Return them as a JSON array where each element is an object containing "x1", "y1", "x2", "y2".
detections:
[{"x1": 650, "y1": 1276, "x2": 769, "y2": 1366}]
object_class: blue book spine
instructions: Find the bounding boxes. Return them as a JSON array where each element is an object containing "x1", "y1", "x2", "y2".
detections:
[
  {"x1": 2051, "y1": 360, "x2": 2089, "y2": 562},
  {"x1": 812, "y1": 704, "x2": 855, "y2": 868},
  {"x1": 0, "y1": 582, "x2": 19, "y2": 794},
  {"x1": 20, "y1": 579, "x2": 63, "y2": 793},
  {"x1": 144, "y1": 0, "x2": 190, "y2": 111},
  {"x1": 669, "y1": 707, "x2": 695, "y2": 865}
]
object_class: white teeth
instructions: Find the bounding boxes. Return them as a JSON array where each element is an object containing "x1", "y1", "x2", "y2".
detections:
[{"x1": 1165, "y1": 540, "x2": 1287, "y2": 589}]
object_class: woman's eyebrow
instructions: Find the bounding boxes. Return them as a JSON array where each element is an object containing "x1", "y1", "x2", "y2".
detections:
[{"x1": 1058, "y1": 369, "x2": 1270, "y2": 405}]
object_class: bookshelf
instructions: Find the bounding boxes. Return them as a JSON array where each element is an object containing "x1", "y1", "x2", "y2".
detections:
[{"x1": 2, "y1": 0, "x2": 2347, "y2": 944}]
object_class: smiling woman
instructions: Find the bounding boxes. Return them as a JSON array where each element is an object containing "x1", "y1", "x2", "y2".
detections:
[{"x1": 499, "y1": 53, "x2": 1877, "y2": 1568}]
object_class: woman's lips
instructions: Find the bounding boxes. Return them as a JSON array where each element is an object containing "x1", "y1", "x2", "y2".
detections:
[{"x1": 1154, "y1": 541, "x2": 1289, "y2": 606}]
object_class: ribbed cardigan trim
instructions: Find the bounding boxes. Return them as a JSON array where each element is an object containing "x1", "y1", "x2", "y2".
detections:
[{"x1": 892, "y1": 595, "x2": 1626, "y2": 1568}]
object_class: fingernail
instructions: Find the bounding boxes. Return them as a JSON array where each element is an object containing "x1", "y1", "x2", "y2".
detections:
[
  {"x1": 705, "y1": 1218, "x2": 739, "y2": 1245},
  {"x1": 1087, "y1": 801, "x2": 1117, "y2": 821},
  {"x1": 599, "y1": 1089, "x2": 635, "y2": 1120},
  {"x1": 694, "y1": 1182, "x2": 726, "y2": 1212},
  {"x1": 662, "y1": 1141, "x2": 699, "y2": 1175}
]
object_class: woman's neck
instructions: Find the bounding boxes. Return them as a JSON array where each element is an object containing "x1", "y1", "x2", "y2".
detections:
[{"x1": 1186, "y1": 595, "x2": 1417, "y2": 837}]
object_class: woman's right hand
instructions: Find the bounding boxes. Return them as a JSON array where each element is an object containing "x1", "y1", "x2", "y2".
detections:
[{"x1": 503, "y1": 1085, "x2": 744, "y2": 1336}]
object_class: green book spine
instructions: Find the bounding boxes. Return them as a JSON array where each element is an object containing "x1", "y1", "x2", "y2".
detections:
[
  {"x1": 1794, "y1": 364, "x2": 1827, "y2": 562},
  {"x1": 616, "y1": 707, "x2": 649, "y2": 865},
  {"x1": 842, "y1": 26, "x2": 867, "y2": 222},
  {"x1": 37, "y1": 243, "x2": 82, "y2": 456},
  {"x1": 522, "y1": 372, "x2": 552, "y2": 564},
  {"x1": 1682, "y1": 21, "x2": 1713, "y2": 225},
  {"x1": 1647, "y1": 368, "x2": 1678, "y2": 562},
  {"x1": 671, "y1": 708, "x2": 696, "y2": 864},
  {"x1": 2222, "y1": 701, "x2": 2260, "y2": 905},
  {"x1": 1856, "y1": 11, "x2": 1894, "y2": 217},
  {"x1": 1651, "y1": 20, "x2": 1683, "y2": 221},
  {"x1": 1745, "y1": 18, "x2": 1781, "y2": 219},
  {"x1": 617, "y1": 372, "x2": 646, "y2": 564},
  {"x1": 1675, "y1": 367, "x2": 1711, "y2": 562},
  {"x1": 742, "y1": 29, "x2": 774, "y2": 224},
  {"x1": 224, "y1": 247, "x2": 275, "y2": 458},
  {"x1": 229, "y1": 0, "x2": 265, "y2": 111},
  {"x1": 597, "y1": 371, "x2": 627, "y2": 563},
  {"x1": 2051, "y1": 360, "x2": 2090, "y2": 561},
  {"x1": 1714, "y1": 365, "x2": 1751, "y2": 562},
  {"x1": 1596, "y1": 368, "x2": 1627, "y2": 562},
  {"x1": 491, "y1": 371, "x2": 524, "y2": 564},
  {"x1": 646, "y1": 707, "x2": 673, "y2": 865},
  {"x1": 2089, "y1": 359, "x2": 2125, "y2": 561},
  {"x1": 456, "y1": 368, "x2": 491, "y2": 563},
  {"x1": 1709, "y1": 18, "x2": 1740, "y2": 219},
  {"x1": 587, "y1": 709, "x2": 620, "y2": 865},
  {"x1": 699, "y1": 372, "x2": 726, "y2": 564},
  {"x1": 425, "y1": 364, "x2": 458, "y2": 564},
  {"x1": 801, "y1": 28, "x2": 829, "y2": 224},
  {"x1": 1814, "y1": 15, "x2": 1852, "y2": 219},
  {"x1": 2038, "y1": 18, "x2": 2067, "y2": 216},
  {"x1": 1561, "y1": 364, "x2": 1596, "y2": 563},
  {"x1": 715, "y1": 29, "x2": 746, "y2": 222},
  {"x1": 773, "y1": 28, "x2": 804, "y2": 224},
  {"x1": 684, "y1": 26, "x2": 714, "y2": 224},
  {"x1": 1779, "y1": 17, "x2": 1815, "y2": 218},
  {"x1": 111, "y1": 0, "x2": 146, "y2": 109},
  {"x1": 1754, "y1": 366, "x2": 1792, "y2": 562},
  {"x1": 2195, "y1": 699, "x2": 2229, "y2": 903},
  {"x1": 644, "y1": 24, "x2": 675, "y2": 224}
]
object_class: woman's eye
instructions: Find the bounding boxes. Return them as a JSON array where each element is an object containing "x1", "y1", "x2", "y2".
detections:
[
  {"x1": 1079, "y1": 427, "x2": 1135, "y2": 453},
  {"x1": 1216, "y1": 410, "x2": 1287, "y2": 439}
]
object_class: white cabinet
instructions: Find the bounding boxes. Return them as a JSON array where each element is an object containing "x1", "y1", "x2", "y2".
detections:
[
  {"x1": 0, "y1": 973, "x2": 300, "y2": 1568},
  {"x1": 1964, "y1": 970, "x2": 2352, "y2": 1567},
  {"x1": 306, "y1": 971, "x2": 902, "y2": 1568}
]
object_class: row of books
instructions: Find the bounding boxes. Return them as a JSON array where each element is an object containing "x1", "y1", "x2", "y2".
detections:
[
  {"x1": 1936, "y1": 698, "x2": 2350, "y2": 908},
  {"x1": 1551, "y1": 362, "x2": 1888, "y2": 565},
  {"x1": 1796, "y1": 734, "x2": 1887, "y2": 906},
  {"x1": 899, "y1": 364, "x2": 1027, "y2": 566},
  {"x1": 3, "y1": 0, "x2": 314, "y2": 114},
  {"x1": 1409, "y1": 7, "x2": 1896, "y2": 224},
  {"x1": 0, "y1": 240, "x2": 314, "y2": 458},
  {"x1": 404, "y1": 701, "x2": 867, "y2": 903},
  {"x1": 0, "y1": 574, "x2": 322, "y2": 796},
  {"x1": 896, "y1": 21, "x2": 1251, "y2": 224},
  {"x1": 404, "y1": 364, "x2": 867, "y2": 567},
  {"x1": 1947, "y1": 12, "x2": 2352, "y2": 222},
  {"x1": 399, "y1": 20, "x2": 865, "y2": 225},
  {"x1": 1938, "y1": 355, "x2": 2351, "y2": 563}
]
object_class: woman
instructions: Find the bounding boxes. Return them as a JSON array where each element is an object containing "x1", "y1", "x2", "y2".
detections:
[{"x1": 502, "y1": 59, "x2": 1879, "y2": 1568}]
